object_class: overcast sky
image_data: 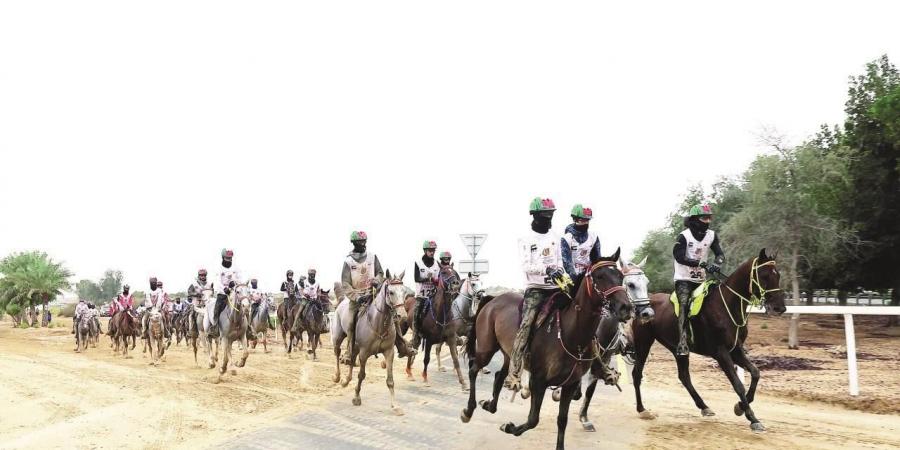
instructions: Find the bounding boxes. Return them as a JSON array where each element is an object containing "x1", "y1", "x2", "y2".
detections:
[{"x1": 1, "y1": 1, "x2": 897, "y2": 293}]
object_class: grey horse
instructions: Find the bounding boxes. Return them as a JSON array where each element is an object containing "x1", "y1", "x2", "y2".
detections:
[
  {"x1": 74, "y1": 314, "x2": 95, "y2": 353},
  {"x1": 204, "y1": 283, "x2": 251, "y2": 377},
  {"x1": 248, "y1": 297, "x2": 272, "y2": 353},
  {"x1": 331, "y1": 270, "x2": 408, "y2": 415},
  {"x1": 145, "y1": 307, "x2": 167, "y2": 366},
  {"x1": 189, "y1": 288, "x2": 213, "y2": 366}
]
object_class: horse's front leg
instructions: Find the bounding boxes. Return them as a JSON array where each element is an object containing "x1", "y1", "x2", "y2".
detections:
[
  {"x1": 383, "y1": 347, "x2": 403, "y2": 415},
  {"x1": 715, "y1": 348, "x2": 764, "y2": 431},
  {"x1": 555, "y1": 383, "x2": 578, "y2": 450},
  {"x1": 220, "y1": 337, "x2": 231, "y2": 377},
  {"x1": 502, "y1": 378, "x2": 547, "y2": 436},
  {"x1": 436, "y1": 343, "x2": 446, "y2": 372},
  {"x1": 731, "y1": 347, "x2": 760, "y2": 406},
  {"x1": 447, "y1": 335, "x2": 468, "y2": 391},
  {"x1": 238, "y1": 329, "x2": 250, "y2": 367},
  {"x1": 579, "y1": 371, "x2": 600, "y2": 432},
  {"x1": 352, "y1": 352, "x2": 368, "y2": 406}
]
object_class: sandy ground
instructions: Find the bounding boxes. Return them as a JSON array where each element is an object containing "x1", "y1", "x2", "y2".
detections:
[{"x1": 1, "y1": 313, "x2": 898, "y2": 449}]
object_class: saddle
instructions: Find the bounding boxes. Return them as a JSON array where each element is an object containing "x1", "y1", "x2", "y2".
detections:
[
  {"x1": 517, "y1": 291, "x2": 568, "y2": 330},
  {"x1": 669, "y1": 280, "x2": 716, "y2": 318}
]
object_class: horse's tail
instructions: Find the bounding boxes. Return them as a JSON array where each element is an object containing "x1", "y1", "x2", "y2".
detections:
[{"x1": 466, "y1": 294, "x2": 495, "y2": 357}]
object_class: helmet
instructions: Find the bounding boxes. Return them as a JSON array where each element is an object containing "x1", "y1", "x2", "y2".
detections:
[
  {"x1": 350, "y1": 231, "x2": 368, "y2": 242},
  {"x1": 570, "y1": 204, "x2": 593, "y2": 220},
  {"x1": 688, "y1": 204, "x2": 713, "y2": 217},
  {"x1": 422, "y1": 240, "x2": 437, "y2": 250},
  {"x1": 198, "y1": 268, "x2": 208, "y2": 276},
  {"x1": 308, "y1": 268, "x2": 317, "y2": 274},
  {"x1": 123, "y1": 284, "x2": 130, "y2": 290},
  {"x1": 529, "y1": 197, "x2": 556, "y2": 213},
  {"x1": 439, "y1": 251, "x2": 452, "y2": 259},
  {"x1": 221, "y1": 248, "x2": 234, "y2": 261},
  {"x1": 250, "y1": 278, "x2": 258, "y2": 284},
  {"x1": 149, "y1": 277, "x2": 158, "y2": 284},
  {"x1": 286, "y1": 270, "x2": 294, "y2": 277},
  {"x1": 157, "y1": 280, "x2": 164, "y2": 287}
]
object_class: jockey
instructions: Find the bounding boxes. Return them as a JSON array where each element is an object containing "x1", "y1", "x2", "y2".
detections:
[
  {"x1": 296, "y1": 268, "x2": 320, "y2": 319},
  {"x1": 410, "y1": 240, "x2": 440, "y2": 349},
  {"x1": 141, "y1": 277, "x2": 159, "y2": 339},
  {"x1": 280, "y1": 270, "x2": 299, "y2": 314},
  {"x1": 340, "y1": 231, "x2": 415, "y2": 366},
  {"x1": 173, "y1": 297, "x2": 186, "y2": 315},
  {"x1": 249, "y1": 278, "x2": 264, "y2": 318},
  {"x1": 156, "y1": 280, "x2": 172, "y2": 338},
  {"x1": 72, "y1": 298, "x2": 88, "y2": 334},
  {"x1": 188, "y1": 268, "x2": 213, "y2": 307},
  {"x1": 438, "y1": 251, "x2": 461, "y2": 279},
  {"x1": 108, "y1": 285, "x2": 134, "y2": 336},
  {"x1": 673, "y1": 203, "x2": 725, "y2": 356},
  {"x1": 210, "y1": 248, "x2": 241, "y2": 337},
  {"x1": 505, "y1": 197, "x2": 567, "y2": 391},
  {"x1": 561, "y1": 204, "x2": 602, "y2": 281}
]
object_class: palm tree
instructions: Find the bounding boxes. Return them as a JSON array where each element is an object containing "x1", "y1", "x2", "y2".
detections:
[{"x1": 0, "y1": 252, "x2": 72, "y2": 327}]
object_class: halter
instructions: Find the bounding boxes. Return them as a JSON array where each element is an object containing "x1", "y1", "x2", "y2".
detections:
[
  {"x1": 622, "y1": 267, "x2": 649, "y2": 303},
  {"x1": 366, "y1": 279, "x2": 404, "y2": 341},
  {"x1": 717, "y1": 258, "x2": 781, "y2": 351},
  {"x1": 584, "y1": 261, "x2": 627, "y2": 306}
]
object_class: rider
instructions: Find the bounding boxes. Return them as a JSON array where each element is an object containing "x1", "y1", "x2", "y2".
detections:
[
  {"x1": 561, "y1": 204, "x2": 602, "y2": 283},
  {"x1": 673, "y1": 203, "x2": 725, "y2": 356},
  {"x1": 249, "y1": 278, "x2": 264, "y2": 319},
  {"x1": 280, "y1": 270, "x2": 299, "y2": 314},
  {"x1": 188, "y1": 269, "x2": 213, "y2": 307},
  {"x1": 108, "y1": 285, "x2": 134, "y2": 336},
  {"x1": 157, "y1": 280, "x2": 172, "y2": 337},
  {"x1": 410, "y1": 240, "x2": 440, "y2": 349},
  {"x1": 297, "y1": 268, "x2": 320, "y2": 318},
  {"x1": 438, "y1": 251, "x2": 461, "y2": 279},
  {"x1": 505, "y1": 197, "x2": 568, "y2": 391},
  {"x1": 340, "y1": 231, "x2": 415, "y2": 366},
  {"x1": 210, "y1": 248, "x2": 242, "y2": 337},
  {"x1": 141, "y1": 277, "x2": 159, "y2": 339},
  {"x1": 72, "y1": 298, "x2": 88, "y2": 334}
]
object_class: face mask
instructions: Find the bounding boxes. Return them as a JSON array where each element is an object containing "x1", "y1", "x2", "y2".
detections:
[
  {"x1": 531, "y1": 213, "x2": 553, "y2": 233},
  {"x1": 352, "y1": 241, "x2": 367, "y2": 253},
  {"x1": 251, "y1": 281, "x2": 258, "y2": 289},
  {"x1": 308, "y1": 276, "x2": 316, "y2": 284},
  {"x1": 574, "y1": 224, "x2": 589, "y2": 233},
  {"x1": 222, "y1": 259, "x2": 232, "y2": 268}
]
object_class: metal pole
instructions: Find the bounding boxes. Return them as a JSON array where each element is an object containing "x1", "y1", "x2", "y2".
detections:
[{"x1": 844, "y1": 313, "x2": 859, "y2": 396}]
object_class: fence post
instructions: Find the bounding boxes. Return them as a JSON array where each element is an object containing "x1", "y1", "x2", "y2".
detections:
[
  {"x1": 844, "y1": 313, "x2": 859, "y2": 396},
  {"x1": 787, "y1": 313, "x2": 800, "y2": 349}
]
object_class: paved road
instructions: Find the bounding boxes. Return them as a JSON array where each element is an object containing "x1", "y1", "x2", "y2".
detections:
[{"x1": 226, "y1": 354, "x2": 637, "y2": 450}]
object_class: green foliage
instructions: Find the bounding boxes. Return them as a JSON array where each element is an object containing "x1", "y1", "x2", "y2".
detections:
[
  {"x1": 75, "y1": 270, "x2": 124, "y2": 304},
  {"x1": 0, "y1": 251, "x2": 72, "y2": 327}
]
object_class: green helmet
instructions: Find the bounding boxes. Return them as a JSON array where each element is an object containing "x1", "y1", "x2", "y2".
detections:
[
  {"x1": 350, "y1": 231, "x2": 368, "y2": 241},
  {"x1": 570, "y1": 204, "x2": 593, "y2": 220},
  {"x1": 439, "y1": 251, "x2": 452, "y2": 259},
  {"x1": 688, "y1": 204, "x2": 713, "y2": 217},
  {"x1": 422, "y1": 240, "x2": 437, "y2": 250},
  {"x1": 529, "y1": 197, "x2": 556, "y2": 213}
]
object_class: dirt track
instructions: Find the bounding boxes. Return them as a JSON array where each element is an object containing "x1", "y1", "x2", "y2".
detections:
[{"x1": 1, "y1": 314, "x2": 899, "y2": 449}]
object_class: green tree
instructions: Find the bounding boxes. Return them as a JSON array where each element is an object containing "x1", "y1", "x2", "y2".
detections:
[
  {"x1": 841, "y1": 55, "x2": 900, "y2": 322},
  {"x1": 98, "y1": 270, "x2": 124, "y2": 304},
  {"x1": 0, "y1": 252, "x2": 72, "y2": 327},
  {"x1": 76, "y1": 279, "x2": 103, "y2": 303}
]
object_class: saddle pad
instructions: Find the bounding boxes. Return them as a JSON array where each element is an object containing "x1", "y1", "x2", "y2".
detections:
[{"x1": 669, "y1": 280, "x2": 715, "y2": 318}]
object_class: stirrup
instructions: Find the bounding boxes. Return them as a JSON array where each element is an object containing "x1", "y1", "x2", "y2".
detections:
[{"x1": 503, "y1": 373, "x2": 522, "y2": 391}]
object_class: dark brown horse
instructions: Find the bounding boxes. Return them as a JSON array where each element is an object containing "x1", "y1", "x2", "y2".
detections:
[
  {"x1": 460, "y1": 249, "x2": 632, "y2": 450},
  {"x1": 402, "y1": 266, "x2": 464, "y2": 388},
  {"x1": 276, "y1": 300, "x2": 297, "y2": 355},
  {"x1": 110, "y1": 309, "x2": 137, "y2": 357},
  {"x1": 631, "y1": 249, "x2": 786, "y2": 432},
  {"x1": 290, "y1": 290, "x2": 332, "y2": 361}
]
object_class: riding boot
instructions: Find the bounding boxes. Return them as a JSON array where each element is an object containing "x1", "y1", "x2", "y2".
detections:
[
  {"x1": 394, "y1": 315, "x2": 417, "y2": 358},
  {"x1": 141, "y1": 313, "x2": 150, "y2": 339},
  {"x1": 504, "y1": 288, "x2": 545, "y2": 391},
  {"x1": 675, "y1": 282, "x2": 693, "y2": 356},
  {"x1": 410, "y1": 297, "x2": 425, "y2": 349}
]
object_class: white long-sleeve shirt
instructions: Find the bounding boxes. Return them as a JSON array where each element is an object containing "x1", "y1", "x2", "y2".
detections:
[
  {"x1": 215, "y1": 266, "x2": 242, "y2": 296},
  {"x1": 518, "y1": 230, "x2": 563, "y2": 289}
]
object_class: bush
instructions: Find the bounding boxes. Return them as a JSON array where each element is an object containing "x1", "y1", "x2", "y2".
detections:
[{"x1": 18, "y1": 321, "x2": 31, "y2": 329}]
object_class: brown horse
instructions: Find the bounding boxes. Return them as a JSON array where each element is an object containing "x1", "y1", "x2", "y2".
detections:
[
  {"x1": 402, "y1": 266, "x2": 464, "y2": 388},
  {"x1": 461, "y1": 249, "x2": 632, "y2": 450},
  {"x1": 631, "y1": 249, "x2": 786, "y2": 432},
  {"x1": 277, "y1": 299, "x2": 297, "y2": 355},
  {"x1": 110, "y1": 309, "x2": 138, "y2": 357},
  {"x1": 291, "y1": 290, "x2": 332, "y2": 361}
]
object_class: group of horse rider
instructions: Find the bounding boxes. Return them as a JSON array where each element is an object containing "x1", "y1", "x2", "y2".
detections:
[{"x1": 501, "y1": 197, "x2": 725, "y2": 391}]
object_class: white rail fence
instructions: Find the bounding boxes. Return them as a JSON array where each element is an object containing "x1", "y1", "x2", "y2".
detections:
[{"x1": 747, "y1": 305, "x2": 900, "y2": 396}]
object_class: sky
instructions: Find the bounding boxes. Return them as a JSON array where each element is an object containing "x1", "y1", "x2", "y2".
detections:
[{"x1": 1, "y1": 1, "x2": 898, "y2": 294}]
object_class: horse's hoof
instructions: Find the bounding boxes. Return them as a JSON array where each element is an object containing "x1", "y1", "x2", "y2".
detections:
[
  {"x1": 208, "y1": 363, "x2": 216, "y2": 369},
  {"x1": 230, "y1": 369, "x2": 237, "y2": 376},
  {"x1": 639, "y1": 410, "x2": 658, "y2": 420},
  {"x1": 581, "y1": 421, "x2": 596, "y2": 432},
  {"x1": 701, "y1": 408, "x2": 716, "y2": 417},
  {"x1": 380, "y1": 361, "x2": 387, "y2": 369},
  {"x1": 479, "y1": 400, "x2": 496, "y2": 414},
  {"x1": 439, "y1": 367, "x2": 448, "y2": 373},
  {"x1": 520, "y1": 389, "x2": 531, "y2": 400},
  {"x1": 573, "y1": 390, "x2": 582, "y2": 401},
  {"x1": 460, "y1": 409, "x2": 472, "y2": 423},
  {"x1": 461, "y1": 385, "x2": 470, "y2": 392},
  {"x1": 332, "y1": 375, "x2": 340, "y2": 383},
  {"x1": 500, "y1": 423, "x2": 515, "y2": 434},
  {"x1": 734, "y1": 402, "x2": 746, "y2": 416},
  {"x1": 340, "y1": 379, "x2": 350, "y2": 388},
  {"x1": 751, "y1": 422, "x2": 766, "y2": 433},
  {"x1": 392, "y1": 407, "x2": 404, "y2": 416},
  {"x1": 482, "y1": 368, "x2": 491, "y2": 375},
  {"x1": 552, "y1": 389, "x2": 561, "y2": 402},
  {"x1": 352, "y1": 397, "x2": 361, "y2": 406}
]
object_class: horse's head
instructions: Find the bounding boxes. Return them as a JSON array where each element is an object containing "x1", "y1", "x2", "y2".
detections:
[
  {"x1": 233, "y1": 283, "x2": 252, "y2": 312},
  {"x1": 384, "y1": 270, "x2": 409, "y2": 319},
  {"x1": 619, "y1": 256, "x2": 654, "y2": 323},
  {"x1": 585, "y1": 247, "x2": 632, "y2": 322},
  {"x1": 438, "y1": 266, "x2": 461, "y2": 297},
  {"x1": 317, "y1": 290, "x2": 332, "y2": 310},
  {"x1": 754, "y1": 248, "x2": 786, "y2": 316},
  {"x1": 463, "y1": 273, "x2": 485, "y2": 316}
]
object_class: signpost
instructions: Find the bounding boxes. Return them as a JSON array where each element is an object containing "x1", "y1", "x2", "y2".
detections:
[{"x1": 459, "y1": 234, "x2": 488, "y2": 275}]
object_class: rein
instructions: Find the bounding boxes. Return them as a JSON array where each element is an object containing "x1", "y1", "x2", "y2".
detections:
[{"x1": 716, "y1": 258, "x2": 781, "y2": 351}]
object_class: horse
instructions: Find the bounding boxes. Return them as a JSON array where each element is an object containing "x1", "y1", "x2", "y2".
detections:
[
  {"x1": 173, "y1": 308, "x2": 189, "y2": 346},
  {"x1": 631, "y1": 249, "x2": 786, "y2": 432},
  {"x1": 110, "y1": 308, "x2": 138, "y2": 357},
  {"x1": 550, "y1": 257, "x2": 653, "y2": 432},
  {"x1": 433, "y1": 273, "x2": 484, "y2": 374},
  {"x1": 188, "y1": 288, "x2": 214, "y2": 366},
  {"x1": 331, "y1": 270, "x2": 408, "y2": 415},
  {"x1": 204, "y1": 283, "x2": 251, "y2": 377},
  {"x1": 277, "y1": 298, "x2": 298, "y2": 355},
  {"x1": 291, "y1": 290, "x2": 331, "y2": 361},
  {"x1": 145, "y1": 307, "x2": 167, "y2": 366},
  {"x1": 460, "y1": 249, "x2": 632, "y2": 450},
  {"x1": 74, "y1": 314, "x2": 94, "y2": 353},
  {"x1": 248, "y1": 297, "x2": 273, "y2": 353},
  {"x1": 402, "y1": 266, "x2": 468, "y2": 389}
]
